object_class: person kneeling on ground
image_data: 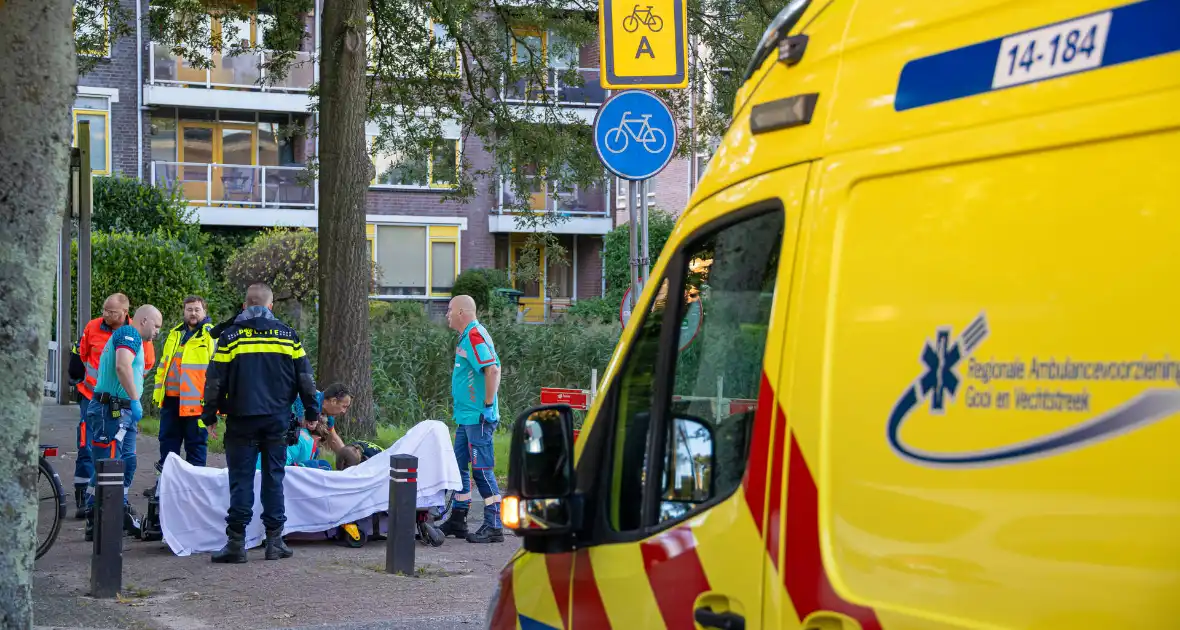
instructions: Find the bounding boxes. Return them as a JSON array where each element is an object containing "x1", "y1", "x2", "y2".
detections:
[{"x1": 256, "y1": 416, "x2": 332, "y2": 471}]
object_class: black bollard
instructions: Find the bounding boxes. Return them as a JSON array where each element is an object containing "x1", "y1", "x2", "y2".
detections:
[
  {"x1": 90, "y1": 458, "x2": 124, "y2": 598},
  {"x1": 386, "y1": 454, "x2": 418, "y2": 575}
]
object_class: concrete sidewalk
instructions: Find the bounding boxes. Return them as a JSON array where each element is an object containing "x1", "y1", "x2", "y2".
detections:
[{"x1": 34, "y1": 401, "x2": 515, "y2": 630}]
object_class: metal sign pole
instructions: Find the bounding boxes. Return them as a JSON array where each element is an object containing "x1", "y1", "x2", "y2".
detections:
[
  {"x1": 640, "y1": 178, "x2": 650, "y2": 284},
  {"x1": 77, "y1": 122, "x2": 93, "y2": 332},
  {"x1": 627, "y1": 179, "x2": 640, "y2": 311}
]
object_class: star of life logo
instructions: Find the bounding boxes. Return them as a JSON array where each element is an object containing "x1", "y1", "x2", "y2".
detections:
[{"x1": 916, "y1": 314, "x2": 990, "y2": 415}]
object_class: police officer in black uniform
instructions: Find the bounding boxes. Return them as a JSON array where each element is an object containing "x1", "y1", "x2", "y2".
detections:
[{"x1": 201, "y1": 283, "x2": 319, "y2": 563}]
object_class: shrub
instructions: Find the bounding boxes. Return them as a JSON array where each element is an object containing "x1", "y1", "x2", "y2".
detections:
[
  {"x1": 92, "y1": 175, "x2": 203, "y2": 251},
  {"x1": 565, "y1": 290, "x2": 624, "y2": 325},
  {"x1": 451, "y1": 267, "x2": 512, "y2": 314},
  {"x1": 71, "y1": 232, "x2": 211, "y2": 322},
  {"x1": 225, "y1": 227, "x2": 319, "y2": 328},
  {"x1": 603, "y1": 207, "x2": 677, "y2": 292}
]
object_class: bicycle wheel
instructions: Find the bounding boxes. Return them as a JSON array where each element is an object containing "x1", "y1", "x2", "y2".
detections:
[
  {"x1": 605, "y1": 127, "x2": 629, "y2": 154},
  {"x1": 622, "y1": 15, "x2": 639, "y2": 32},
  {"x1": 643, "y1": 127, "x2": 668, "y2": 154},
  {"x1": 649, "y1": 15, "x2": 664, "y2": 32},
  {"x1": 37, "y1": 457, "x2": 66, "y2": 559}
]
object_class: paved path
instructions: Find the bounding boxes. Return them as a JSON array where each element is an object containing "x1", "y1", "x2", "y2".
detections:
[{"x1": 35, "y1": 401, "x2": 517, "y2": 630}]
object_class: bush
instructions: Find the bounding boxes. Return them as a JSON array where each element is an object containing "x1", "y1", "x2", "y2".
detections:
[
  {"x1": 566, "y1": 290, "x2": 624, "y2": 325},
  {"x1": 603, "y1": 207, "x2": 677, "y2": 292},
  {"x1": 451, "y1": 267, "x2": 511, "y2": 314},
  {"x1": 93, "y1": 175, "x2": 203, "y2": 251},
  {"x1": 71, "y1": 232, "x2": 211, "y2": 322},
  {"x1": 367, "y1": 306, "x2": 619, "y2": 427},
  {"x1": 225, "y1": 227, "x2": 319, "y2": 328}
]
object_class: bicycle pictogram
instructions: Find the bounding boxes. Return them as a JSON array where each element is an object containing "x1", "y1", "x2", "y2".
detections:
[
  {"x1": 622, "y1": 4, "x2": 664, "y2": 33},
  {"x1": 604, "y1": 111, "x2": 668, "y2": 155}
]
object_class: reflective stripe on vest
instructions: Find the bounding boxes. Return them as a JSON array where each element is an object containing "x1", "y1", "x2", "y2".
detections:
[{"x1": 152, "y1": 324, "x2": 213, "y2": 415}]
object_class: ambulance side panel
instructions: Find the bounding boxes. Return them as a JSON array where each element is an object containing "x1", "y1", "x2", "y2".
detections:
[{"x1": 794, "y1": 2, "x2": 1180, "y2": 624}]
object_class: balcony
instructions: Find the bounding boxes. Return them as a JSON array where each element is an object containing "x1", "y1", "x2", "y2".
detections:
[
  {"x1": 152, "y1": 161, "x2": 316, "y2": 226},
  {"x1": 491, "y1": 179, "x2": 612, "y2": 235},
  {"x1": 503, "y1": 68, "x2": 606, "y2": 108},
  {"x1": 146, "y1": 43, "x2": 315, "y2": 112}
]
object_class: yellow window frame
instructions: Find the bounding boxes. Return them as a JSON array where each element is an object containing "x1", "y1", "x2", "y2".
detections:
[
  {"x1": 427, "y1": 225, "x2": 461, "y2": 297},
  {"x1": 72, "y1": 108, "x2": 111, "y2": 176},
  {"x1": 74, "y1": 2, "x2": 111, "y2": 57},
  {"x1": 429, "y1": 19, "x2": 462, "y2": 78},
  {"x1": 369, "y1": 135, "x2": 460, "y2": 189}
]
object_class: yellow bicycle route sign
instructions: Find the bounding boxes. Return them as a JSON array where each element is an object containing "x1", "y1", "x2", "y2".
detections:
[{"x1": 598, "y1": 0, "x2": 688, "y2": 89}]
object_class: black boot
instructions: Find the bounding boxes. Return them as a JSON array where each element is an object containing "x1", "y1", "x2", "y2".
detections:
[
  {"x1": 74, "y1": 487, "x2": 89, "y2": 519},
  {"x1": 466, "y1": 523, "x2": 504, "y2": 544},
  {"x1": 439, "y1": 507, "x2": 468, "y2": 538},
  {"x1": 264, "y1": 527, "x2": 293, "y2": 560},
  {"x1": 84, "y1": 506, "x2": 94, "y2": 542},
  {"x1": 212, "y1": 527, "x2": 247, "y2": 564}
]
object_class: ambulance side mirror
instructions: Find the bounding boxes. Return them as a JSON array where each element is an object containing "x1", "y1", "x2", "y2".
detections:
[{"x1": 503, "y1": 405, "x2": 575, "y2": 535}]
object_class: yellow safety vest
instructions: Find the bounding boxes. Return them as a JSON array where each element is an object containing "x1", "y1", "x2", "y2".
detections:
[{"x1": 152, "y1": 322, "x2": 214, "y2": 416}]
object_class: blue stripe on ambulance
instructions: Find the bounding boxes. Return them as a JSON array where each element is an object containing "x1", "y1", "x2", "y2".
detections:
[
  {"x1": 894, "y1": 0, "x2": 1180, "y2": 111},
  {"x1": 519, "y1": 614, "x2": 561, "y2": 630}
]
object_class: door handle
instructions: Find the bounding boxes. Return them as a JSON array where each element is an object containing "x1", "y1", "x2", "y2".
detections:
[{"x1": 694, "y1": 606, "x2": 745, "y2": 630}]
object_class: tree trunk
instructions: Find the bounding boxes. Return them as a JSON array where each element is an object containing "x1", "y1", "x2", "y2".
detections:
[
  {"x1": 316, "y1": 0, "x2": 375, "y2": 437},
  {"x1": 0, "y1": 1, "x2": 77, "y2": 627}
]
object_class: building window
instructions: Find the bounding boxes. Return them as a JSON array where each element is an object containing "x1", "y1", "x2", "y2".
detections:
[
  {"x1": 370, "y1": 223, "x2": 461, "y2": 297},
  {"x1": 431, "y1": 21, "x2": 461, "y2": 76},
  {"x1": 371, "y1": 137, "x2": 460, "y2": 189},
  {"x1": 73, "y1": 95, "x2": 111, "y2": 175},
  {"x1": 74, "y1": 2, "x2": 110, "y2": 57}
]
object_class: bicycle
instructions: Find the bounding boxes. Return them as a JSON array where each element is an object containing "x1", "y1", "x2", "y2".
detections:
[
  {"x1": 622, "y1": 4, "x2": 664, "y2": 33},
  {"x1": 37, "y1": 445, "x2": 67, "y2": 559},
  {"x1": 604, "y1": 112, "x2": 668, "y2": 155}
]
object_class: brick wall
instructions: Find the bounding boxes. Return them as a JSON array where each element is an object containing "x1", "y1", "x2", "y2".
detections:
[
  {"x1": 612, "y1": 154, "x2": 692, "y2": 226},
  {"x1": 78, "y1": 0, "x2": 150, "y2": 178},
  {"x1": 365, "y1": 133, "x2": 498, "y2": 270}
]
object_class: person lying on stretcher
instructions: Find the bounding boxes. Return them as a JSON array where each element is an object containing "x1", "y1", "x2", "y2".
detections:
[{"x1": 255, "y1": 417, "x2": 332, "y2": 471}]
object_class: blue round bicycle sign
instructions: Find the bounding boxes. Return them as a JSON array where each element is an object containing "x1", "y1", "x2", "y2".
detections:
[{"x1": 593, "y1": 89, "x2": 678, "y2": 181}]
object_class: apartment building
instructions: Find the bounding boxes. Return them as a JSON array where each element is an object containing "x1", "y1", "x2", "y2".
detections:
[{"x1": 74, "y1": 0, "x2": 616, "y2": 322}]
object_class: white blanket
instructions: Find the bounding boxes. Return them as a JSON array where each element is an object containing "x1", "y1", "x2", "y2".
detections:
[{"x1": 159, "y1": 419, "x2": 461, "y2": 556}]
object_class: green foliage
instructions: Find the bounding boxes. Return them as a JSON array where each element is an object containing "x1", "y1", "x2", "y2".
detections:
[
  {"x1": 603, "y1": 208, "x2": 678, "y2": 292},
  {"x1": 367, "y1": 306, "x2": 619, "y2": 428},
  {"x1": 71, "y1": 232, "x2": 211, "y2": 324},
  {"x1": 225, "y1": 227, "x2": 319, "y2": 303},
  {"x1": 566, "y1": 292, "x2": 624, "y2": 325},
  {"x1": 92, "y1": 175, "x2": 201, "y2": 248},
  {"x1": 451, "y1": 267, "x2": 510, "y2": 314}
]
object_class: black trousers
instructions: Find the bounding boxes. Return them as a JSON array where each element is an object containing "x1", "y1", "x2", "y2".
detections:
[{"x1": 223, "y1": 411, "x2": 288, "y2": 533}]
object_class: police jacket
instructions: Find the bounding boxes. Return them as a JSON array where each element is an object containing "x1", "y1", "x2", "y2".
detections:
[{"x1": 201, "y1": 306, "x2": 319, "y2": 419}]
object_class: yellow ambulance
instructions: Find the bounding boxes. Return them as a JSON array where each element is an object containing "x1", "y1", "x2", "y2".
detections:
[{"x1": 488, "y1": 0, "x2": 1180, "y2": 627}]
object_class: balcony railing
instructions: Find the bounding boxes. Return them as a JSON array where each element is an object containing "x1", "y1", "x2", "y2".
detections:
[
  {"x1": 150, "y1": 42, "x2": 314, "y2": 91},
  {"x1": 498, "y1": 180, "x2": 609, "y2": 216},
  {"x1": 151, "y1": 161, "x2": 316, "y2": 208},
  {"x1": 503, "y1": 68, "x2": 606, "y2": 107}
]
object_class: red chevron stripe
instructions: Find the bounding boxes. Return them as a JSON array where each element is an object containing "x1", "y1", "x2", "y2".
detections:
[
  {"x1": 545, "y1": 553, "x2": 574, "y2": 629},
  {"x1": 765, "y1": 405, "x2": 787, "y2": 568},
  {"x1": 742, "y1": 372, "x2": 776, "y2": 530},
  {"x1": 488, "y1": 562, "x2": 517, "y2": 630},
  {"x1": 641, "y1": 526, "x2": 712, "y2": 629},
  {"x1": 785, "y1": 433, "x2": 882, "y2": 630},
  {"x1": 571, "y1": 549, "x2": 612, "y2": 629}
]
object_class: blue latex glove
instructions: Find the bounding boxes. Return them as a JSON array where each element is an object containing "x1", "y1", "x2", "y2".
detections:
[
  {"x1": 128, "y1": 399, "x2": 143, "y2": 424},
  {"x1": 481, "y1": 404, "x2": 499, "y2": 425}
]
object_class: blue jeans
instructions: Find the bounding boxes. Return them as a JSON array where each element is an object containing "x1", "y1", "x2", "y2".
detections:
[
  {"x1": 85, "y1": 400, "x2": 139, "y2": 502},
  {"x1": 453, "y1": 420, "x2": 501, "y2": 528},
  {"x1": 158, "y1": 396, "x2": 208, "y2": 469},
  {"x1": 74, "y1": 396, "x2": 94, "y2": 488},
  {"x1": 223, "y1": 412, "x2": 288, "y2": 533}
]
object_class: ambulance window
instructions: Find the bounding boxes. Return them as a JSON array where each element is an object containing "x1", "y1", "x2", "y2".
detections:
[{"x1": 605, "y1": 206, "x2": 783, "y2": 533}]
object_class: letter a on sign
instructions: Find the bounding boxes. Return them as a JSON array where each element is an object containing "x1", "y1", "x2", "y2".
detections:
[{"x1": 599, "y1": 0, "x2": 688, "y2": 89}]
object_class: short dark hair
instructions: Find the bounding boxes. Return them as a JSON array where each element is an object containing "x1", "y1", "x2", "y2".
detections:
[
  {"x1": 183, "y1": 295, "x2": 206, "y2": 309},
  {"x1": 323, "y1": 383, "x2": 352, "y2": 400}
]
